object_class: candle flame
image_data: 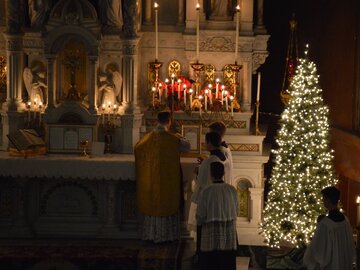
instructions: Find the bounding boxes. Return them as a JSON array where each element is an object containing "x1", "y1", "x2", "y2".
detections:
[
  {"x1": 189, "y1": 88, "x2": 193, "y2": 93},
  {"x1": 198, "y1": 95, "x2": 203, "y2": 100},
  {"x1": 216, "y1": 78, "x2": 220, "y2": 83},
  {"x1": 236, "y1": 5, "x2": 240, "y2": 11},
  {"x1": 230, "y1": 95, "x2": 234, "y2": 100},
  {"x1": 154, "y1": 2, "x2": 158, "y2": 9},
  {"x1": 196, "y1": 3, "x2": 200, "y2": 9},
  {"x1": 357, "y1": 196, "x2": 360, "y2": 204}
]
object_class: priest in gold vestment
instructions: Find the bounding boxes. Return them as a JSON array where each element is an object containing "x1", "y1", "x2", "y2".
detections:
[{"x1": 135, "y1": 111, "x2": 190, "y2": 243}]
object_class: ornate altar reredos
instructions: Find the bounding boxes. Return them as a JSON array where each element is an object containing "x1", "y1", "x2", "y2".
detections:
[
  {"x1": 0, "y1": 0, "x2": 269, "y2": 156},
  {"x1": 0, "y1": 0, "x2": 270, "y2": 246}
]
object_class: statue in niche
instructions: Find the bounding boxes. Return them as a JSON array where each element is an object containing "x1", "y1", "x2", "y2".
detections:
[
  {"x1": 122, "y1": 0, "x2": 138, "y2": 37},
  {"x1": 98, "y1": 68, "x2": 122, "y2": 107},
  {"x1": 28, "y1": 0, "x2": 51, "y2": 27},
  {"x1": 98, "y1": 0, "x2": 123, "y2": 31},
  {"x1": 209, "y1": 0, "x2": 233, "y2": 20},
  {"x1": 23, "y1": 66, "x2": 47, "y2": 104}
]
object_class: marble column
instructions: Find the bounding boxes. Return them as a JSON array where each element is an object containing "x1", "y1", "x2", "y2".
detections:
[
  {"x1": 144, "y1": 0, "x2": 152, "y2": 25},
  {"x1": 254, "y1": 0, "x2": 266, "y2": 34},
  {"x1": 45, "y1": 55, "x2": 55, "y2": 110},
  {"x1": 241, "y1": 60, "x2": 251, "y2": 112},
  {"x1": 88, "y1": 56, "x2": 98, "y2": 113},
  {"x1": 249, "y1": 187, "x2": 264, "y2": 224},
  {"x1": 118, "y1": 38, "x2": 143, "y2": 154}
]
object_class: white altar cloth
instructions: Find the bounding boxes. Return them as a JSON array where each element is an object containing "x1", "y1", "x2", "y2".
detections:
[{"x1": 0, "y1": 151, "x2": 198, "y2": 181}]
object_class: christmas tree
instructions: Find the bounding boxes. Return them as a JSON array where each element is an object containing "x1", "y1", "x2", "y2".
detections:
[{"x1": 261, "y1": 45, "x2": 337, "y2": 248}]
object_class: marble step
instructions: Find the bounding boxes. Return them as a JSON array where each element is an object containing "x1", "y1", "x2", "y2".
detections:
[{"x1": 237, "y1": 256, "x2": 250, "y2": 270}]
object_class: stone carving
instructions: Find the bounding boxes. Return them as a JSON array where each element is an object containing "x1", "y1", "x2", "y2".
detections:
[
  {"x1": 98, "y1": 0, "x2": 123, "y2": 30},
  {"x1": 98, "y1": 67, "x2": 122, "y2": 106},
  {"x1": 28, "y1": 0, "x2": 51, "y2": 27},
  {"x1": 209, "y1": 0, "x2": 232, "y2": 20},
  {"x1": 23, "y1": 66, "x2": 47, "y2": 104},
  {"x1": 202, "y1": 37, "x2": 233, "y2": 52},
  {"x1": 252, "y1": 53, "x2": 268, "y2": 73},
  {"x1": 123, "y1": 0, "x2": 138, "y2": 38}
]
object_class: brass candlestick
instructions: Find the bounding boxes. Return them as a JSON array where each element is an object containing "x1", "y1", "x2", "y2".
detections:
[
  {"x1": 80, "y1": 140, "x2": 89, "y2": 157},
  {"x1": 191, "y1": 62, "x2": 205, "y2": 97},
  {"x1": 255, "y1": 101, "x2": 261, "y2": 135}
]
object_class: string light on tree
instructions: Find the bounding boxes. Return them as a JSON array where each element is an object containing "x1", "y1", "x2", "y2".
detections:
[{"x1": 260, "y1": 46, "x2": 337, "y2": 248}]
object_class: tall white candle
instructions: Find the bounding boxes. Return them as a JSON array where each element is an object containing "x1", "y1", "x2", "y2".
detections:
[
  {"x1": 107, "y1": 101, "x2": 111, "y2": 121},
  {"x1": 198, "y1": 95, "x2": 203, "y2": 116},
  {"x1": 152, "y1": 87, "x2": 156, "y2": 107},
  {"x1": 357, "y1": 196, "x2": 360, "y2": 226},
  {"x1": 235, "y1": 5, "x2": 240, "y2": 62},
  {"x1": 196, "y1": 3, "x2": 200, "y2": 62},
  {"x1": 154, "y1": 2, "x2": 159, "y2": 61},
  {"x1": 189, "y1": 88, "x2": 193, "y2": 110},
  {"x1": 208, "y1": 84, "x2": 213, "y2": 105},
  {"x1": 204, "y1": 89, "x2": 208, "y2": 111},
  {"x1": 177, "y1": 79, "x2": 182, "y2": 100},
  {"x1": 215, "y1": 78, "x2": 220, "y2": 99},
  {"x1": 183, "y1": 84, "x2": 187, "y2": 106},
  {"x1": 257, "y1": 72, "x2": 261, "y2": 101},
  {"x1": 230, "y1": 96, "x2": 234, "y2": 116},
  {"x1": 165, "y1": 78, "x2": 169, "y2": 99}
]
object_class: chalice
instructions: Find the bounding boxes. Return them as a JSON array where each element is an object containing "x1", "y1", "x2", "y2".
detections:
[{"x1": 80, "y1": 140, "x2": 89, "y2": 157}]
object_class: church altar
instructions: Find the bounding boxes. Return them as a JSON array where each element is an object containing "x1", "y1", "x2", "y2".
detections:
[{"x1": 0, "y1": 0, "x2": 270, "y2": 246}]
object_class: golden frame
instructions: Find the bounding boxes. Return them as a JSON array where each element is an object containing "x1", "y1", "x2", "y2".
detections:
[{"x1": 181, "y1": 124, "x2": 202, "y2": 154}]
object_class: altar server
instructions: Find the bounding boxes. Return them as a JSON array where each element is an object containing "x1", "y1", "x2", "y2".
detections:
[
  {"x1": 135, "y1": 111, "x2": 190, "y2": 243},
  {"x1": 196, "y1": 162, "x2": 238, "y2": 270},
  {"x1": 303, "y1": 186, "x2": 355, "y2": 270}
]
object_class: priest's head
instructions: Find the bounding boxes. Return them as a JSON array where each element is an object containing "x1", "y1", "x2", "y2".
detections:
[
  {"x1": 321, "y1": 186, "x2": 340, "y2": 210},
  {"x1": 205, "y1": 132, "x2": 221, "y2": 151},
  {"x1": 208, "y1": 121, "x2": 226, "y2": 138},
  {"x1": 210, "y1": 162, "x2": 225, "y2": 181},
  {"x1": 157, "y1": 111, "x2": 171, "y2": 128}
]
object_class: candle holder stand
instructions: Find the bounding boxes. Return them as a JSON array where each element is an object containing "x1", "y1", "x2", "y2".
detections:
[
  {"x1": 103, "y1": 120, "x2": 117, "y2": 154},
  {"x1": 255, "y1": 101, "x2": 261, "y2": 135},
  {"x1": 191, "y1": 62, "x2": 205, "y2": 96}
]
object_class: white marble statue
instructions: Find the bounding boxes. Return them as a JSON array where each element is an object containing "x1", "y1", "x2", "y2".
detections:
[
  {"x1": 98, "y1": 0, "x2": 123, "y2": 29},
  {"x1": 98, "y1": 70, "x2": 122, "y2": 106},
  {"x1": 210, "y1": 0, "x2": 231, "y2": 20},
  {"x1": 28, "y1": 0, "x2": 51, "y2": 27},
  {"x1": 23, "y1": 67, "x2": 47, "y2": 104}
]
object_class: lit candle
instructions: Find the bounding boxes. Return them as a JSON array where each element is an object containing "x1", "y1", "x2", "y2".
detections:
[
  {"x1": 102, "y1": 104, "x2": 105, "y2": 125},
  {"x1": 357, "y1": 196, "x2": 360, "y2": 226},
  {"x1": 177, "y1": 79, "x2": 182, "y2": 100},
  {"x1": 113, "y1": 104, "x2": 117, "y2": 122},
  {"x1": 189, "y1": 88, "x2": 193, "y2": 110},
  {"x1": 171, "y1": 74, "x2": 175, "y2": 96},
  {"x1": 107, "y1": 101, "x2": 111, "y2": 121},
  {"x1": 165, "y1": 78, "x2": 169, "y2": 99},
  {"x1": 196, "y1": 3, "x2": 200, "y2": 62},
  {"x1": 235, "y1": 5, "x2": 240, "y2": 62},
  {"x1": 154, "y1": 2, "x2": 159, "y2": 61},
  {"x1": 183, "y1": 84, "x2": 187, "y2": 106},
  {"x1": 27, "y1": 101, "x2": 31, "y2": 122},
  {"x1": 39, "y1": 102, "x2": 42, "y2": 125},
  {"x1": 230, "y1": 95, "x2": 234, "y2": 116},
  {"x1": 33, "y1": 98, "x2": 37, "y2": 119},
  {"x1": 224, "y1": 91, "x2": 228, "y2": 111},
  {"x1": 257, "y1": 72, "x2": 261, "y2": 101},
  {"x1": 215, "y1": 78, "x2": 220, "y2": 99},
  {"x1": 158, "y1": 83, "x2": 163, "y2": 103},
  {"x1": 221, "y1": 85, "x2": 225, "y2": 104},
  {"x1": 208, "y1": 84, "x2": 213, "y2": 105},
  {"x1": 204, "y1": 89, "x2": 208, "y2": 111},
  {"x1": 198, "y1": 95, "x2": 203, "y2": 116}
]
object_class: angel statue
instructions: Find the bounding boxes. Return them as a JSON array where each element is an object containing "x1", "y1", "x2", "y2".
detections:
[
  {"x1": 23, "y1": 67, "x2": 47, "y2": 104},
  {"x1": 98, "y1": 69, "x2": 122, "y2": 107}
]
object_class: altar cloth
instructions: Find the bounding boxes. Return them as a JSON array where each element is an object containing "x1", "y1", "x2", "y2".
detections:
[{"x1": 0, "y1": 151, "x2": 198, "y2": 181}]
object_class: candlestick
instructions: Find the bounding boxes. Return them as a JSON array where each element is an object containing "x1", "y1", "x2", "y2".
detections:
[
  {"x1": 208, "y1": 85, "x2": 213, "y2": 105},
  {"x1": 230, "y1": 96, "x2": 234, "y2": 116},
  {"x1": 196, "y1": 3, "x2": 200, "y2": 62},
  {"x1": 171, "y1": 74, "x2": 175, "y2": 96},
  {"x1": 204, "y1": 89, "x2": 208, "y2": 111},
  {"x1": 33, "y1": 99, "x2": 37, "y2": 120},
  {"x1": 165, "y1": 78, "x2": 169, "y2": 99},
  {"x1": 198, "y1": 95, "x2": 203, "y2": 116},
  {"x1": 357, "y1": 196, "x2": 360, "y2": 226},
  {"x1": 235, "y1": 5, "x2": 240, "y2": 63},
  {"x1": 215, "y1": 78, "x2": 220, "y2": 99},
  {"x1": 154, "y1": 2, "x2": 159, "y2": 61},
  {"x1": 183, "y1": 84, "x2": 187, "y2": 106},
  {"x1": 107, "y1": 101, "x2": 111, "y2": 121},
  {"x1": 189, "y1": 88, "x2": 193, "y2": 110},
  {"x1": 224, "y1": 91, "x2": 228, "y2": 111},
  {"x1": 102, "y1": 104, "x2": 105, "y2": 125},
  {"x1": 39, "y1": 102, "x2": 42, "y2": 125},
  {"x1": 257, "y1": 72, "x2": 261, "y2": 101},
  {"x1": 221, "y1": 86, "x2": 225, "y2": 104},
  {"x1": 177, "y1": 79, "x2": 182, "y2": 100},
  {"x1": 27, "y1": 101, "x2": 31, "y2": 123},
  {"x1": 113, "y1": 104, "x2": 117, "y2": 123}
]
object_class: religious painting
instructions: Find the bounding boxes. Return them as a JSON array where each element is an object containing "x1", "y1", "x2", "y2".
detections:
[
  {"x1": 181, "y1": 125, "x2": 202, "y2": 154},
  {"x1": 237, "y1": 179, "x2": 251, "y2": 218}
]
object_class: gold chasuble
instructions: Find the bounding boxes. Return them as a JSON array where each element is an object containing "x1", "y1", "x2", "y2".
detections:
[{"x1": 135, "y1": 129, "x2": 181, "y2": 217}]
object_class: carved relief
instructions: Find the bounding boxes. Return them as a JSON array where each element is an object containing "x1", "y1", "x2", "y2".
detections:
[
  {"x1": 168, "y1": 60, "x2": 181, "y2": 78},
  {"x1": 202, "y1": 36, "x2": 233, "y2": 52},
  {"x1": 252, "y1": 53, "x2": 268, "y2": 73},
  {"x1": 123, "y1": 44, "x2": 137, "y2": 55},
  {"x1": 204, "y1": 64, "x2": 215, "y2": 84},
  {"x1": 0, "y1": 56, "x2": 6, "y2": 96}
]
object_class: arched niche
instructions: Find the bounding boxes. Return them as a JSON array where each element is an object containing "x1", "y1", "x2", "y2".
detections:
[{"x1": 236, "y1": 178, "x2": 252, "y2": 219}]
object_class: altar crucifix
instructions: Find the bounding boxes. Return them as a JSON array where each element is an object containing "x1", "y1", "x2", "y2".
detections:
[{"x1": 63, "y1": 50, "x2": 81, "y2": 100}]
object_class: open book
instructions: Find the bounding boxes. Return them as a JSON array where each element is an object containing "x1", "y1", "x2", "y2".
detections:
[{"x1": 7, "y1": 129, "x2": 45, "y2": 151}]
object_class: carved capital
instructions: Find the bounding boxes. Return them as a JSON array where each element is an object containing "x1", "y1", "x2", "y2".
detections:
[
  {"x1": 122, "y1": 44, "x2": 137, "y2": 55},
  {"x1": 202, "y1": 36, "x2": 233, "y2": 52},
  {"x1": 5, "y1": 38, "x2": 23, "y2": 51},
  {"x1": 252, "y1": 53, "x2": 269, "y2": 73}
]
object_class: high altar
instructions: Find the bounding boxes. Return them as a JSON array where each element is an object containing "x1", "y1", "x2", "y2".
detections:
[{"x1": 0, "y1": 0, "x2": 269, "y2": 245}]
